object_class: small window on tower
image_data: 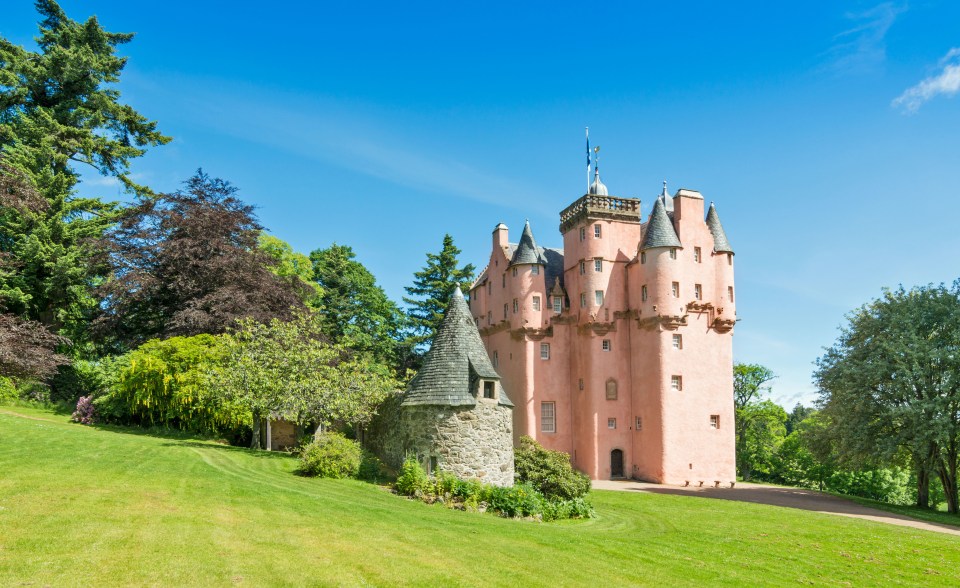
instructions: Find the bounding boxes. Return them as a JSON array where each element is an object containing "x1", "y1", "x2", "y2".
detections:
[
  {"x1": 483, "y1": 381, "x2": 496, "y2": 399},
  {"x1": 513, "y1": 299, "x2": 518, "y2": 313},
  {"x1": 532, "y1": 296, "x2": 541, "y2": 311},
  {"x1": 595, "y1": 290, "x2": 604, "y2": 306},
  {"x1": 694, "y1": 247, "x2": 701, "y2": 263},
  {"x1": 594, "y1": 258, "x2": 603, "y2": 272},
  {"x1": 606, "y1": 379, "x2": 618, "y2": 400},
  {"x1": 672, "y1": 334, "x2": 683, "y2": 349},
  {"x1": 641, "y1": 252, "x2": 646, "y2": 264},
  {"x1": 602, "y1": 339, "x2": 611, "y2": 352},
  {"x1": 553, "y1": 296, "x2": 562, "y2": 313},
  {"x1": 580, "y1": 227, "x2": 586, "y2": 241},
  {"x1": 503, "y1": 304, "x2": 508, "y2": 319},
  {"x1": 607, "y1": 418, "x2": 616, "y2": 429},
  {"x1": 531, "y1": 265, "x2": 540, "y2": 275},
  {"x1": 694, "y1": 284, "x2": 702, "y2": 300},
  {"x1": 487, "y1": 311, "x2": 492, "y2": 324},
  {"x1": 671, "y1": 375, "x2": 683, "y2": 391},
  {"x1": 580, "y1": 293, "x2": 586, "y2": 307},
  {"x1": 710, "y1": 415, "x2": 720, "y2": 429},
  {"x1": 502, "y1": 274, "x2": 505, "y2": 288},
  {"x1": 642, "y1": 285, "x2": 648, "y2": 302},
  {"x1": 671, "y1": 282, "x2": 680, "y2": 298},
  {"x1": 635, "y1": 416, "x2": 642, "y2": 431},
  {"x1": 594, "y1": 224, "x2": 602, "y2": 238},
  {"x1": 512, "y1": 267, "x2": 518, "y2": 277},
  {"x1": 669, "y1": 248, "x2": 677, "y2": 260},
  {"x1": 728, "y1": 286, "x2": 734, "y2": 302},
  {"x1": 579, "y1": 261, "x2": 586, "y2": 275},
  {"x1": 540, "y1": 343, "x2": 550, "y2": 360},
  {"x1": 728, "y1": 253, "x2": 733, "y2": 265},
  {"x1": 578, "y1": 378, "x2": 584, "y2": 390},
  {"x1": 492, "y1": 351, "x2": 498, "y2": 368}
]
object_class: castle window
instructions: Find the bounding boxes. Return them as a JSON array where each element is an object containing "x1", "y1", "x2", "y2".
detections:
[
  {"x1": 694, "y1": 284, "x2": 702, "y2": 300},
  {"x1": 487, "y1": 311, "x2": 492, "y2": 324},
  {"x1": 728, "y1": 286, "x2": 734, "y2": 302},
  {"x1": 512, "y1": 267, "x2": 518, "y2": 277},
  {"x1": 578, "y1": 378, "x2": 584, "y2": 390},
  {"x1": 553, "y1": 296, "x2": 562, "y2": 313},
  {"x1": 669, "y1": 248, "x2": 677, "y2": 260},
  {"x1": 671, "y1": 282, "x2": 679, "y2": 298},
  {"x1": 493, "y1": 351, "x2": 498, "y2": 368},
  {"x1": 710, "y1": 415, "x2": 720, "y2": 429},
  {"x1": 513, "y1": 299, "x2": 518, "y2": 313},
  {"x1": 579, "y1": 261, "x2": 585, "y2": 275},
  {"x1": 728, "y1": 253, "x2": 733, "y2": 265},
  {"x1": 540, "y1": 343, "x2": 550, "y2": 360},
  {"x1": 580, "y1": 293, "x2": 586, "y2": 307},
  {"x1": 606, "y1": 379, "x2": 618, "y2": 400},
  {"x1": 594, "y1": 224, "x2": 602, "y2": 238},
  {"x1": 595, "y1": 290, "x2": 604, "y2": 306},
  {"x1": 483, "y1": 381, "x2": 496, "y2": 399},
  {"x1": 672, "y1": 334, "x2": 683, "y2": 349},
  {"x1": 641, "y1": 252, "x2": 646, "y2": 264},
  {"x1": 531, "y1": 265, "x2": 540, "y2": 275},
  {"x1": 671, "y1": 375, "x2": 683, "y2": 391},
  {"x1": 602, "y1": 339, "x2": 611, "y2": 352},
  {"x1": 474, "y1": 318, "x2": 479, "y2": 327},
  {"x1": 532, "y1": 296, "x2": 541, "y2": 311},
  {"x1": 694, "y1": 247, "x2": 701, "y2": 263},
  {"x1": 594, "y1": 258, "x2": 603, "y2": 272},
  {"x1": 502, "y1": 274, "x2": 505, "y2": 288},
  {"x1": 541, "y1": 402, "x2": 556, "y2": 433},
  {"x1": 641, "y1": 285, "x2": 648, "y2": 301},
  {"x1": 607, "y1": 418, "x2": 616, "y2": 430},
  {"x1": 503, "y1": 304, "x2": 508, "y2": 319},
  {"x1": 580, "y1": 227, "x2": 586, "y2": 241},
  {"x1": 635, "y1": 416, "x2": 642, "y2": 431}
]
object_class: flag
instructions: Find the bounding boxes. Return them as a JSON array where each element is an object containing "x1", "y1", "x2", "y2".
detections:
[{"x1": 586, "y1": 127, "x2": 591, "y2": 191}]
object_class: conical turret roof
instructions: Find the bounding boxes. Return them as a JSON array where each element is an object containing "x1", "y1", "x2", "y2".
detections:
[
  {"x1": 510, "y1": 220, "x2": 546, "y2": 266},
  {"x1": 640, "y1": 197, "x2": 682, "y2": 251},
  {"x1": 402, "y1": 287, "x2": 512, "y2": 407},
  {"x1": 705, "y1": 202, "x2": 734, "y2": 254}
]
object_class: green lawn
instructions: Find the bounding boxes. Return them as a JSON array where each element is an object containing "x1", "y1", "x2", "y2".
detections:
[{"x1": 1, "y1": 406, "x2": 958, "y2": 587}]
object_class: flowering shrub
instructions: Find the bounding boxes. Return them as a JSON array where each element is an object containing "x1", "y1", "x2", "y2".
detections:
[{"x1": 71, "y1": 395, "x2": 96, "y2": 424}]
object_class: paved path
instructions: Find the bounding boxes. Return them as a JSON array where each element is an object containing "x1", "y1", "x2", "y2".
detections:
[{"x1": 593, "y1": 479, "x2": 960, "y2": 537}]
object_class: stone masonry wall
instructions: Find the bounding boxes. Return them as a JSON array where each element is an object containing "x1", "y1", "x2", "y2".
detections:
[{"x1": 383, "y1": 402, "x2": 514, "y2": 487}]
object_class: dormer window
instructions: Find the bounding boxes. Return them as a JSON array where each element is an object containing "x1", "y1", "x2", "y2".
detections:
[
  {"x1": 553, "y1": 296, "x2": 562, "y2": 313},
  {"x1": 483, "y1": 381, "x2": 497, "y2": 400}
]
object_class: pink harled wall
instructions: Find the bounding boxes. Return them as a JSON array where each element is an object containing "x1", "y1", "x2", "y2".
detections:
[{"x1": 469, "y1": 190, "x2": 736, "y2": 484}]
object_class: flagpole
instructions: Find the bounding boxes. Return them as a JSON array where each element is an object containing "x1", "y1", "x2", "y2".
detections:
[{"x1": 586, "y1": 126, "x2": 590, "y2": 193}]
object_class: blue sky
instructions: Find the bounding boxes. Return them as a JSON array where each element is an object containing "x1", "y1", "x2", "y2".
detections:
[{"x1": 4, "y1": 1, "x2": 959, "y2": 408}]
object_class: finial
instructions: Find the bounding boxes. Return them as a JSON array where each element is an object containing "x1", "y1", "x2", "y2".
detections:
[{"x1": 661, "y1": 180, "x2": 668, "y2": 197}]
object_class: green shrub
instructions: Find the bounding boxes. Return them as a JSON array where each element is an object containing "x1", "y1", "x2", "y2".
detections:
[
  {"x1": 358, "y1": 451, "x2": 387, "y2": 482},
  {"x1": 482, "y1": 482, "x2": 543, "y2": 518},
  {"x1": 394, "y1": 455, "x2": 429, "y2": 496},
  {"x1": 299, "y1": 433, "x2": 362, "y2": 479},
  {"x1": 0, "y1": 377, "x2": 17, "y2": 404},
  {"x1": 515, "y1": 436, "x2": 591, "y2": 500}
]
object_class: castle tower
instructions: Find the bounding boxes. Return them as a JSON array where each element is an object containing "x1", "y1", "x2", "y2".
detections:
[
  {"x1": 396, "y1": 287, "x2": 515, "y2": 486},
  {"x1": 468, "y1": 145, "x2": 736, "y2": 484}
]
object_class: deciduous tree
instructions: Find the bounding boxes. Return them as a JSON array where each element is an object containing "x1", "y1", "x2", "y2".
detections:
[{"x1": 733, "y1": 363, "x2": 778, "y2": 480}]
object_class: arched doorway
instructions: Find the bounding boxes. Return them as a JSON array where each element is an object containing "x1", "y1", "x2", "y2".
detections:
[{"x1": 611, "y1": 449, "x2": 624, "y2": 478}]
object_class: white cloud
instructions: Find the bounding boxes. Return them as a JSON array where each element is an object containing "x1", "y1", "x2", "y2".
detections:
[
  {"x1": 826, "y1": 2, "x2": 906, "y2": 74},
  {"x1": 892, "y1": 48, "x2": 960, "y2": 113}
]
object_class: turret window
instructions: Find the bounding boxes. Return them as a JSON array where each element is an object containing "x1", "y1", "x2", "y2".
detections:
[
  {"x1": 540, "y1": 343, "x2": 550, "y2": 360},
  {"x1": 502, "y1": 275, "x2": 505, "y2": 288},
  {"x1": 635, "y1": 416, "x2": 642, "y2": 431},
  {"x1": 493, "y1": 351, "x2": 498, "y2": 367},
  {"x1": 594, "y1": 224, "x2": 602, "y2": 238},
  {"x1": 513, "y1": 299, "x2": 518, "y2": 313},
  {"x1": 642, "y1": 285, "x2": 648, "y2": 301},
  {"x1": 503, "y1": 304, "x2": 508, "y2": 319},
  {"x1": 541, "y1": 402, "x2": 556, "y2": 433},
  {"x1": 594, "y1": 258, "x2": 603, "y2": 272},
  {"x1": 532, "y1": 296, "x2": 541, "y2": 311},
  {"x1": 728, "y1": 287, "x2": 734, "y2": 302},
  {"x1": 553, "y1": 296, "x2": 562, "y2": 313},
  {"x1": 579, "y1": 261, "x2": 586, "y2": 275},
  {"x1": 728, "y1": 253, "x2": 733, "y2": 265},
  {"x1": 710, "y1": 415, "x2": 720, "y2": 429},
  {"x1": 671, "y1": 282, "x2": 680, "y2": 298},
  {"x1": 595, "y1": 290, "x2": 604, "y2": 306},
  {"x1": 578, "y1": 378, "x2": 584, "y2": 390},
  {"x1": 487, "y1": 311, "x2": 492, "y2": 324},
  {"x1": 580, "y1": 293, "x2": 586, "y2": 307},
  {"x1": 671, "y1": 375, "x2": 683, "y2": 391},
  {"x1": 607, "y1": 418, "x2": 617, "y2": 429},
  {"x1": 694, "y1": 284, "x2": 702, "y2": 300},
  {"x1": 512, "y1": 267, "x2": 518, "y2": 277},
  {"x1": 483, "y1": 381, "x2": 496, "y2": 399},
  {"x1": 672, "y1": 334, "x2": 683, "y2": 349},
  {"x1": 669, "y1": 248, "x2": 677, "y2": 259},
  {"x1": 531, "y1": 265, "x2": 540, "y2": 275},
  {"x1": 602, "y1": 339, "x2": 611, "y2": 352},
  {"x1": 579, "y1": 227, "x2": 586, "y2": 241},
  {"x1": 694, "y1": 247, "x2": 701, "y2": 263},
  {"x1": 641, "y1": 252, "x2": 646, "y2": 264}
]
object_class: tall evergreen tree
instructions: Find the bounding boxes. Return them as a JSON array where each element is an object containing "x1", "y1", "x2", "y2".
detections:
[
  {"x1": 403, "y1": 234, "x2": 474, "y2": 353},
  {"x1": 0, "y1": 1, "x2": 170, "y2": 344}
]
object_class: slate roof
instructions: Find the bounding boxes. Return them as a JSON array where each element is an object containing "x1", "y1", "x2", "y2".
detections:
[
  {"x1": 510, "y1": 221, "x2": 547, "y2": 266},
  {"x1": 640, "y1": 197, "x2": 682, "y2": 251},
  {"x1": 402, "y1": 287, "x2": 513, "y2": 408},
  {"x1": 705, "y1": 202, "x2": 734, "y2": 254}
]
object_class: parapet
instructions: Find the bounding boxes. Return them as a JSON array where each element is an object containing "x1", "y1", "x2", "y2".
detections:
[{"x1": 559, "y1": 194, "x2": 641, "y2": 233}]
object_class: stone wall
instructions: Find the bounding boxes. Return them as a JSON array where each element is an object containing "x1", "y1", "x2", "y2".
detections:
[{"x1": 381, "y1": 402, "x2": 514, "y2": 487}]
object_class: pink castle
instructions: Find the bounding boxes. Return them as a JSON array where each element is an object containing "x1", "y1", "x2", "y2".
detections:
[{"x1": 468, "y1": 169, "x2": 736, "y2": 484}]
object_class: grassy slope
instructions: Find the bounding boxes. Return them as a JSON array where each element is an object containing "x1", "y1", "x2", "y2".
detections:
[{"x1": 1, "y1": 406, "x2": 958, "y2": 587}]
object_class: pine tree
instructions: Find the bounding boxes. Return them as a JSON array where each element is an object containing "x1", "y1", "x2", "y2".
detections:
[{"x1": 403, "y1": 234, "x2": 475, "y2": 354}]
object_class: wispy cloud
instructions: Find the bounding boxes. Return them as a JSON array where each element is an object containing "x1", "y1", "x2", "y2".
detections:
[
  {"x1": 825, "y1": 2, "x2": 906, "y2": 74},
  {"x1": 892, "y1": 48, "x2": 960, "y2": 113}
]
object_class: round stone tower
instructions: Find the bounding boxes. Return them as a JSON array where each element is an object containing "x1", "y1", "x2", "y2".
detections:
[{"x1": 394, "y1": 286, "x2": 515, "y2": 486}]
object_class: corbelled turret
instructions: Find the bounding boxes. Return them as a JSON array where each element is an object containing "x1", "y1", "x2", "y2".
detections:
[
  {"x1": 705, "y1": 202, "x2": 733, "y2": 254},
  {"x1": 641, "y1": 197, "x2": 682, "y2": 251},
  {"x1": 510, "y1": 220, "x2": 546, "y2": 266}
]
